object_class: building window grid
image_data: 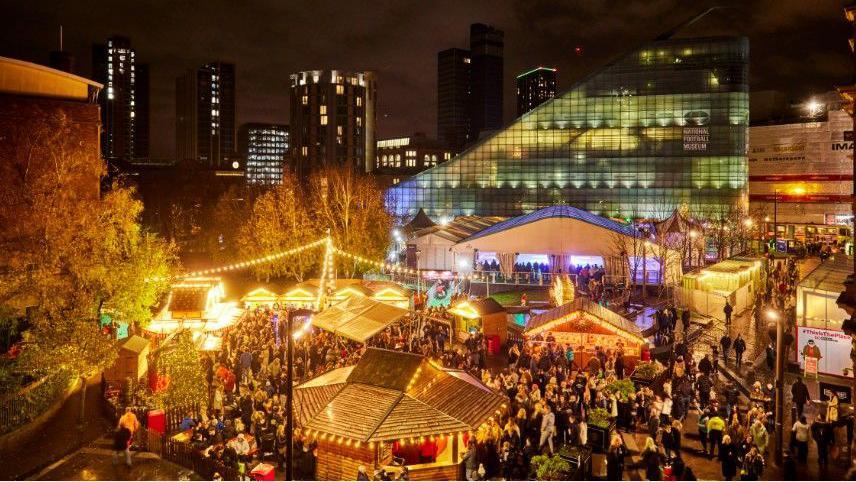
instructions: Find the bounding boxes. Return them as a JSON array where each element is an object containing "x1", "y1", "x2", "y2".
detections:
[{"x1": 391, "y1": 39, "x2": 749, "y2": 218}]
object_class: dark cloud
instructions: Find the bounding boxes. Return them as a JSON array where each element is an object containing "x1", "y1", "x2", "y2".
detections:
[{"x1": 0, "y1": 0, "x2": 850, "y2": 158}]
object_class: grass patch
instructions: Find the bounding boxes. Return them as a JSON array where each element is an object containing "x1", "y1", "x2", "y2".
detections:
[{"x1": 489, "y1": 289, "x2": 550, "y2": 306}]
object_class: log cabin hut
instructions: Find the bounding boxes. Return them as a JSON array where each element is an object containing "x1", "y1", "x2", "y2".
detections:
[{"x1": 294, "y1": 348, "x2": 508, "y2": 480}]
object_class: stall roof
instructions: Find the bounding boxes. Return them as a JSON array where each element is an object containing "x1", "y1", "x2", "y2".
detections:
[
  {"x1": 411, "y1": 215, "x2": 505, "y2": 243},
  {"x1": 294, "y1": 348, "x2": 507, "y2": 442},
  {"x1": 311, "y1": 297, "x2": 409, "y2": 343},
  {"x1": 169, "y1": 288, "x2": 208, "y2": 312},
  {"x1": 449, "y1": 298, "x2": 506, "y2": 319},
  {"x1": 120, "y1": 335, "x2": 150, "y2": 354},
  {"x1": 525, "y1": 297, "x2": 644, "y2": 343},
  {"x1": 799, "y1": 254, "x2": 853, "y2": 293}
]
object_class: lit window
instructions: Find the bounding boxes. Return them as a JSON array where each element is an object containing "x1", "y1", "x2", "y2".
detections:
[
  {"x1": 301, "y1": 146, "x2": 308, "y2": 156},
  {"x1": 321, "y1": 115, "x2": 328, "y2": 125},
  {"x1": 302, "y1": 95, "x2": 308, "y2": 105},
  {"x1": 320, "y1": 105, "x2": 327, "y2": 114},
  {"x1": 336, "y1": 85, "x2": 344, "y2": 95},
  {"x1": 393, "y1": 178, "x2": 400, "y2": 184},
  {"x1": 356, "y1": 97, "x2": 363, "y2": 107},
  {"x1": 356, "y1": 117, "x2": 362, "y2": 127},
  {"x1": 337, "y1": 125, "x2": 343, "y2": 135}
]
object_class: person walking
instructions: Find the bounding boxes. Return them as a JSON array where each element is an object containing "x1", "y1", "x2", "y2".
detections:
[
  {"x1": 697, "y1": 409, "x2": 710, "y2": 455},
  {"x1": 733, "y1": 334, "x2": 746, "y2": 368},
  {"x1": 719, "y1": 435, "x2": 738, "y2": 481},
  {"x1": 461, "y1": 440, "x2": 479, "y2": 481},
  {"x1": 791, "y1": 415, "x2": 810, "y2": 464},
  {"x1": 641, "y1": 436, "x2": 663, "y2": 481},
  {"x1": 742, "y1": 446, "x2": 765, "y2": 481},
  {"x1": 812, "y1": 414, "x2": 834, "y2": 470},
  {"x1": 791, "y1": 377, "x2": 810, "y2": 418},
  {"x1": 606, "y1": 435, "x2": 626, "y2": 481},
  {"x1": 720, "y1": 333, "x2": 732, "y2": 365},
  {"x1": 539, "y1": 404, "x2": 556, "y2": 455},
  {"x1": 112, "y1": 425, "x2": 133, "y2": 467},
  {"x1": 706, "y1": 411, "x2": 726, "y2": 458},
  {"x1": 723, "y1": 301, "x2": 733, "y2": 325}
]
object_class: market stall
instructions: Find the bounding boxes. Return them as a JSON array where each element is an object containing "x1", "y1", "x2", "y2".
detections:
[
  {"x1": 281, "y1": 282, "x2": 319, "y2": 309},
  {"x1": 448, "y1": 298, "x2": 507, "y2": 348},
  {"x1": 294, "y1": 348, "x2": 508, "y2": 481},
  {"x1": 524, "y1": 298, "x2": 646, "y2": 372},
  {"x1": 240, "y1": 287, "x2": 279, "y2": 308},
  {"x1": 311, "y1": 297, "x2": 410, "y2": 344},
  {"x1": 676, "y1": 257, "x2": 762, "y2": 320},
  {"x1": 103, "y1": 335, "x2": 150, "y2": 384}
]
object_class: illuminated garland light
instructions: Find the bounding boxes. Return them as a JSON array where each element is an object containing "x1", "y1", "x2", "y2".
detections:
[{"x1": 181, "y1": 238, "x2": 326, "y2": 278}]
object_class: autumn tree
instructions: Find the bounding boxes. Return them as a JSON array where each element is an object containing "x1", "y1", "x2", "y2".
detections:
[
  {"x1": 236, "y1": 170, "x2": 321, "y2": 281},
  {"x1": 310, "y1": 166, "x2": 393, "y2": 277},
  {"x1": 0, "y1": 110, "x2": 176, "y2": 385}
]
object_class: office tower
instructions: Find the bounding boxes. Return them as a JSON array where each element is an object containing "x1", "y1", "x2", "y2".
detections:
[
  {"x1": 240, "y1": 123, "x2": 289, "y2": 184},
  {"x1": 516, "y1": 66, "x2": 556, "y2": 117},
  {"x1": 390, "y1": 36, "x2": 750, "y2": 219},
  {"x1": 134, "y1": 63, "x2": 150, "y2": 160},
  {"x1": 437, "y1": 48, "x2": 471, "y2": 153},
  {"x1": 289, "y1": 70, "x2": 376, "y2": 179},
  {"x1": 93, "y1": 36, "x2": 145, "y2": 160},
  {"x1": 175, "y1": 62, "x2": 237, "y2": 168},
  {"x1": 468, "y1": 23, "x2": 504, "y2": 140}
]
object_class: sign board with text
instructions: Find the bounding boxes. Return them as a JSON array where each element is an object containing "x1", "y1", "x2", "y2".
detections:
[{"x1": 797, "y1": 326, "x2": 854, "y2": 378}]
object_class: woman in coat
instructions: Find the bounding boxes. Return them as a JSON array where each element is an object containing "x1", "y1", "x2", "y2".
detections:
[
  {"x1": 606, "y1": 435, "x2": 627, "y2": 481},
  {"x1": 641, "y1": 437, "x2": 662, "y2": 481},
  {"x1": 719, "y1": 435, "x2": 739, "y2": 481}
]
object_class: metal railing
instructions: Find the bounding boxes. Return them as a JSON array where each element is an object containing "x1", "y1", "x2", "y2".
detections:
[{"x1": 0, "y1": 369, "x2": 72, "y2": 435}]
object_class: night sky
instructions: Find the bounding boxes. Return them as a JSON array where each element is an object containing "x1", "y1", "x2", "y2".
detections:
[{"x1": 0, "y1": 0, "x2": 851, "y2": 158}]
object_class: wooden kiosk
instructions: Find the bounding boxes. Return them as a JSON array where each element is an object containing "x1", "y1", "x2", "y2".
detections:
[
  {"x1": 294, "y1": 348, "x2": 507, "y2": 481},
  {"x1": 524, "y1": 298, "x2": 647, "y2": 371},
  {"x1": 448, "y1": 298, "x2": 508, "y2": 345}
]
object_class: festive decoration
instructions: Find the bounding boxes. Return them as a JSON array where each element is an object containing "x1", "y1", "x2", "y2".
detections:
[
  {"x1": 181, "y1": 238, "x2": 327, "y2": 278},
  {"x1": 155, "y1": 331, "x2": 208, "y2": 411}
]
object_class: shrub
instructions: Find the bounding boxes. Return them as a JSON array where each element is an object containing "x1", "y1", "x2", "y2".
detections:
[
  {"x1": 587, "y1": 407, "x2": 612, "y2": 429},
  {"x1": 530, "y1": 454, "x2": 571, "y2": 480}
]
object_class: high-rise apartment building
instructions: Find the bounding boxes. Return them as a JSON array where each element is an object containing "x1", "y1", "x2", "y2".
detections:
[
  {"x1": 175, "y1": 62, "x2": 237, "y2": 168},
  {"x1": 391, "y1": 36, "x2": 750, "y2": 219},
  {"x1": 469, "y1": 23, "x2": 504, "y2": 140},
  {"x1": 239, "y1": 123, "x2": 289, "y2": 184},
  {"x1": 134, "y1": 63, "x2": 150, "y2": 160},
  {"x1": 288, "y1": 70, "x2": 376, "y2": 179},
  {"x1": 437, "y1": 48, "x2": 471, "y2": 153},
  {"x1": 516, "y1": 66, "x2": 556, "y2": 117},
  {"x1": 92, "y1": 36, "x2": 148, "y2": 160}
]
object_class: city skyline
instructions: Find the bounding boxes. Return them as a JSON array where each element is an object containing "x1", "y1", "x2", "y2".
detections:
[{"x1": 0, "y1": 0, "x2": 850, "y2": 159}]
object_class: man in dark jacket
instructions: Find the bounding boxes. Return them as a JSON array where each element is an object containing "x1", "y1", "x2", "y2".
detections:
[
  {"x1": 113, "y1": 426, "x2": 132, "y2": 467},
  {"x1": 720, "y1": 333, "x2": 732, "y2": 365},
  {"x1": 811, "y1": 414, "x2": 834, "y2": 469},
  {"x1": 733, "y1": 334, "x2": 746, "y2": 368},
  {"x1": 791, "y1": 377, "x2": 810, "y2": 417},
  {"x1": 723, "y1": 301, "x2": 733, "y2": 325}
]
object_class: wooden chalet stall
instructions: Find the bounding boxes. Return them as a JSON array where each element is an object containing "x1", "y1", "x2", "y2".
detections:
[
  {"x1": 281, "y1": 282, "x2": 319, "y2": 309},
  {"x1": 240, "y1": 287, "x2": 279, "y2": 308},
  {"x1": 525, "y1": 298, "x2": 647, "y2": 372},
  {"x1": 448, "y1": 298, "x2": 508, "y2": 347},
  {"x1": 103, "y1": 335, "x2": 150, "y2": 384},
  {"x1": 294, "y1": 348, "x2": 508, "y2": 481}
]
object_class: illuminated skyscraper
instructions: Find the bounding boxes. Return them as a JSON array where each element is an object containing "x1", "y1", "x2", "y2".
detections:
[
  {"x1": 240, "y1": 123, "x2": 289, "y2": 184},
  {"x1": 390, "y1": 36, "x2": 750, "y2": 219},
  {"x1": 92, "y1": 36, "x2": 148, "y2": 160},
  {"x1": 289, "y1": 70, "x2": 376, "y2": 179},
  {"x1": 175, "y1": 62, "x2": 237, "y2": 168},
  {"x1": 517, "y1": 66, "x2": 557, "y2": 117}
]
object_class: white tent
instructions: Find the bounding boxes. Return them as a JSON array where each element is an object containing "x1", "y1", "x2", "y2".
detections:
[{"x1": 452, "y1": 205, "x2": 682, "y2": 284}]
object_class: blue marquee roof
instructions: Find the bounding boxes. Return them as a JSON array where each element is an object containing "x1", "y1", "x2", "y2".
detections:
[{"x1": 460, "y1": 205, "x2": 639, "y2": 243}]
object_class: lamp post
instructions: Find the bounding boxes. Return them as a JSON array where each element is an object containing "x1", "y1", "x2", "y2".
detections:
[
  {"x1": 773, "y1": 190, "x2": 779, "y2": 253},
  {"x1": 767, "y1": 308, "x2": 785, "y2": 466},
  {"x1": 285, "y1": 308, "x2": 313, "y2": 481},
  {"x1": 743, "y1": 218, "x2": 754, "y2": 254}
]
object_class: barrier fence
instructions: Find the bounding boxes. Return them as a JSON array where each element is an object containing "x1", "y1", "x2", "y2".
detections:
[{"x1": 0, "y1": 369, "x2": 72, "y2": 435}]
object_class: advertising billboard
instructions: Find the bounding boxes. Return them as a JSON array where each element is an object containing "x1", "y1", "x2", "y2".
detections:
[{"x1": 797, "y1": 326, "x2": 853, "y2": 378}]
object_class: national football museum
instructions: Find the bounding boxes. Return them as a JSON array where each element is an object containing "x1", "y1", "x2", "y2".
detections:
[{"x1": 389, "y1": 36, "x2": 749, "y2": 219}]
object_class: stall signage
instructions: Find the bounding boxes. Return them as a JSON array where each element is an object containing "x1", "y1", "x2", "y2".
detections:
[
  {"x1": 548, "y1": 331, "x2": 640, "y2": 356},
  {"x1": 797, "y1": 326, "x2": 854, "y2": 378},
  {"x1": 819, "y1": 381, "x2": 852, "y2": 405}
]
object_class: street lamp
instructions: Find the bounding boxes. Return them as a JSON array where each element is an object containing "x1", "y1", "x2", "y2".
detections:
[
  {"x1": 766, "y1": 308, "x2": 785, "y2": 466},
  {"x1": 285, "y1": 308, "x2": 313, "y2": 481}
]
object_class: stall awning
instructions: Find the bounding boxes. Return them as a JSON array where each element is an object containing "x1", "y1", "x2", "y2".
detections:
[
  {"x1": 311, "y1": 297, "x2": 409, "y2": 343},
  {"x1": 525, "y1": 298, "x2": 645, "y2": 344}
]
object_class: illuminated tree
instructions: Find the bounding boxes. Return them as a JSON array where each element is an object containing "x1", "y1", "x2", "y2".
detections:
[
  {"x1": 310, "y1": 166, "x2": 393, "y2": 277},
  {"x1": 0, "y1": 111, "x2": 177, "y2": 384},
  {"x1": 236, "y1": 170, "x2": 320, "y2": 281},
  {"x1": 155, "y1": 330, "x2": 207, "y2": 411}
]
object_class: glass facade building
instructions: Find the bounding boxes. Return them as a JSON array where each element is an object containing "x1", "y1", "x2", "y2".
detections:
[{"x1": 390, "y1": 36, "x2": 749, "y2": 219}]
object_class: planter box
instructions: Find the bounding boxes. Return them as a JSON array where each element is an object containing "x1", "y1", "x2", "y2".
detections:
[
  {"x1": 586, "y1": 420, "x2": 615, "y2": 453},
  {"x1": 630, "y1": 368, "x2": 656, "y2": 388}
]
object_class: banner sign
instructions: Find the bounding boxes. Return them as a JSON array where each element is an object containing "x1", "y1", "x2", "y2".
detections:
[
  {"x1": 797, "y1": 326, "x2": 854, "y2": 378},
  {"x1": 819, "y1": 381, "x2": 852, "y2": 405}
]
